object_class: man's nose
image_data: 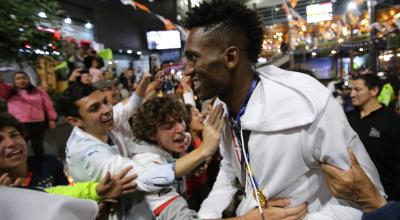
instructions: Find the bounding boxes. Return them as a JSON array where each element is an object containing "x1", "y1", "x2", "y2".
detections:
[
  {"x1": 175, "y1": 122, "x2": 186, "y2": 132},
  {"x1": 2, "y1": 136, "x2": 15, "y2": 147},
  {"x1": 184, "y1": 63, "x2": 194, "y2": 76},
  {"x1": 102, "y1": 102, "x2": 113, "y2": 113}
]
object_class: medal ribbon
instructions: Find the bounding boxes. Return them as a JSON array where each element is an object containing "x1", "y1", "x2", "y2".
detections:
[{"x1": 229, "y1": 75, "x2": 267, "y2": 218}]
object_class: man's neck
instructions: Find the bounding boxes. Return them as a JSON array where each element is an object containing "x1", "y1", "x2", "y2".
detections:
[
  {"x1": 81, "y1": 127, "x2": 109, "y2": 144},
  {"x1": 220, "y1": 65, "x2": 256, "y2": 116},
  {"x1": 360, "y1": 99, "x2": 382, "y2": 118}
]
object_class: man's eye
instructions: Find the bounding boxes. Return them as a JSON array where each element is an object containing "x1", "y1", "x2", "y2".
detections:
[{"x1": 10, "y1": 133, "x2": 21, "y2": 138}]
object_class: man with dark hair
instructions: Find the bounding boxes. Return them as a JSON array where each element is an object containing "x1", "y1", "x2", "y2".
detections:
[
  {"x1": 347, "y1": 74, "x2": 400, "y2": 201},
  {"x1": 184, "y1": 0, "x2": 384, "y2": 219}
]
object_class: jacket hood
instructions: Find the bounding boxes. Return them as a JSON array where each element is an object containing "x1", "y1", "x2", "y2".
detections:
[{"x1": 238, "y1": 65, "x2": 331, "y2": 132}]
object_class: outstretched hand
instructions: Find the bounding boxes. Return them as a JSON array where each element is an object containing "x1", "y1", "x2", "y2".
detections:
[
  {"x1": 200, "y1": 104, "x2": 225, "y2": 158},
  {"x1": 181, "y1": 75, "x2": 193, "y2": 93},
  {"x1": 96, "y1": 166, "x2": 137, "y2": 199}
]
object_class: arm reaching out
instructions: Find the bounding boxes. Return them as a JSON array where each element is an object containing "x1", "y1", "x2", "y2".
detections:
[
  {"x1": 96, "y1": 166, "x2": 137, "y2": 199},
  {"x1": 321, "y1": 148, "x2": 387, "y2": 213},
  {"x1": 174, "y1": 104, "x2": 224, "y2": 178}
]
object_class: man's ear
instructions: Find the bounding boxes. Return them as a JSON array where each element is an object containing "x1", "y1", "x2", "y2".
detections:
[
  {"x1": 370, "y1": 86, "x2": 380, "y2": 97},
  {"x1": 66, "y1": 116, "x2": 83, "y2": 127},
  {"x1": 223, "y1": 46, "x2": 239, "y2": 70}
]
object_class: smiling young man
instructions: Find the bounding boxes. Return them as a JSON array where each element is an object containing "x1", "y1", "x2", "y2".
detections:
[
  {"x1": 0, "y1": 112, "x2": 68, "y2": 190},
  {"x1": 347, "y1": 74, "x2": 400, "y2": 201},
  {"x1": 183, "y1": 1, "x2": 385, "y2": 219}
]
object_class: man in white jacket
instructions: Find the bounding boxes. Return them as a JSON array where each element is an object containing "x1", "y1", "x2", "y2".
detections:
[{"x1": 184, "y1": 0, "x2": 385, "y2": 219}]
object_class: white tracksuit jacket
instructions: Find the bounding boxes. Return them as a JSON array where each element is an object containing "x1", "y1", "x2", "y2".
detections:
[{"x1": 198, "y1": 65, "x2": 385, "y2": 220}]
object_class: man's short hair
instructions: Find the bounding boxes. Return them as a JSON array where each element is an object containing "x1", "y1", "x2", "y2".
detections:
[
  {"x1": 59, "y1": 83, "x2": 97, "y2": 118},
  {"x1": 0, "y1": 113, "x2": 27, "y2": 137},
  {"x1": 93, "y1": 80, "x2": 114, "y2": 91},
  {"x1": 132, "y1": 96, "x2": 187, "y2": 144},
  {"x1": 353, "y1": 74, "x2": 382, "y2": 92},
  {"x1": 184, "y1": 0, "x2": 264, "y2": 63}
]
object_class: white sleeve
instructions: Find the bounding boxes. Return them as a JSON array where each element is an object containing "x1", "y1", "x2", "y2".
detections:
[
  {"x1": 113, "y1": 93, "x2": 142, "y2": 128},
  {"x1": 302, "y1": 95, "x2": 386, "y2": 196},
  {"x1": 183, "y1": 91, "x2": 196, "y2": 106},
  {"x1": 198, "y1": 158, "x2": 239, "y2": 219},
  {"x1": 77, "y1": 144, "x2": 174, "y2": 192}
]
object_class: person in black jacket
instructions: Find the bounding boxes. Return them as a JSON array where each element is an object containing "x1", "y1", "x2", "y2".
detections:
[{"x1": 347, "y1": 74, "x2": 400, "y2": 200}]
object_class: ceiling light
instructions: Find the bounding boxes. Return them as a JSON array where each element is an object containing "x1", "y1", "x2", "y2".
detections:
[
  {"x1": 84, "y1": 22, "x2": 93, "y2": 29},
  {"x1": 347, "y1": 2, "x2": 357, "y2": 11},
  {"x1": 64, "y1": 17, "x2": 72, "y2": 24},
  {"x1": 38, "y1": 12, "x2": 47, "y2": 18}
]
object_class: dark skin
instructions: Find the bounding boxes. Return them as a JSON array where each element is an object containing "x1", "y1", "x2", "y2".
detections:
[
  {"x1": 184, "y1": 27, "x2": 256, "y2": 116},
  {"x1": 184, "y1": 27, "x2": 307, "y2": 220}
]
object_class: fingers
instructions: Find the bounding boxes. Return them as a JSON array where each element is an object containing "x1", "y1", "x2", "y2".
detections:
[
  {"x1": 287, "y1": 204, "x2": 308, "y2": 220},
  {"x1": 12, "y1": 178, "x2": 23, "y2": 187},
  {"x1": 348, "y1": 147, "x2": 360, "y2": 168},
  {"x1": 284, "y1": 203, "x2": 307, "y2": 218},
  {"x1": 0, "y1": 173, "x2": 11, "y2": 186},
  {"x1": 207, "y1": 105, "x2": 219, "y2": 125},
  {"x1": 268, "y1": 198, "x2": 290, "y2": 208},
  {"x1": 208, "y1": 104, "x2": 223, "y2": 127},
  {"x1": 100, "y1": 172, "x2": 111, "y2": 185},
  {"x1": 122, "y1": 189, "x2": 136, "y2": 195},
  {"x1": 120, "y1": 173, "x2": 137, "y2": 185},
  {"x1": 217, "y1": 115, "x2": 225, "y2": 133},
  {"x1": 115, "y1": 166, "x2": 133, "y2": 180},
  {"x1": 122, "y1": 182, "x2": 137, "y2": 193},
  {"x1": 320, "y1": 163, "x2": 342, "y2": 178}
]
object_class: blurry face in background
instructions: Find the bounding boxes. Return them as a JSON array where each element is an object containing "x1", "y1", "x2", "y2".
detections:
[
  {"x1": 80, "y1": 73, "x2": 93, "y2": 85},
  {"x1": 124, "y1": 70, "x2": 134, "y2": 79},
  {"x1": 190, "y1": 107, "x2": 204, "y2": 133},
  {"x1": 91, "y1": 59, "x2": 98, "y2": 68},
  {"x1": 350, "y1": 79, "x2": 378, "y2": 107},
  {"x1": 14, "y1": 73, "x2": 30, "y2": 89},
  {"x1": 0, "y1": 126, "x2": 27, "y2": 172},
  {"x1": 104, "y1": 71, "x2": 114, "y2": 80}
]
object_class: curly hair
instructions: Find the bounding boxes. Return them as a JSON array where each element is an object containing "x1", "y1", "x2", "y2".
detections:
[
  {"x1": 184, "y1": 0, "x2": 264, "y2": 63},
  {"x1": 132, "y1": 96, "x2": 187, "y2": 144}
]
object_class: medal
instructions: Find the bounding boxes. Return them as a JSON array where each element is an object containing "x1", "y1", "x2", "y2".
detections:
[{"x1": 253, "y1": 188, "x2": 267, "y2": 208}]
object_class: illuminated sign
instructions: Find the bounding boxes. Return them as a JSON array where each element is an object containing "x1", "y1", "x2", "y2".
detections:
[{"x1": 306, "y1": 2, "x2": 333, "y2": 23}]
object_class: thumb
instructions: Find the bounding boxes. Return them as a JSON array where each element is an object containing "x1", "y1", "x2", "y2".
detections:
[
  {"x1": 268, "y1": 198, "x2": 290, "y2": 208},
  {"x1": 348, "y1": 147, "x2": 360, "y2": 168},
  {"x1": 100, "y1": 172, "x2": 111, "y2": 185}
]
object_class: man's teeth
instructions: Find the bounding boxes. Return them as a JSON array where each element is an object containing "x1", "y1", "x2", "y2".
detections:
[
  {"x1": 7, "y1": 150, "x2": 22, "y2": 157},
  {"x1": 193, "y1": 81, "x2": 200, "y2": 89}
]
